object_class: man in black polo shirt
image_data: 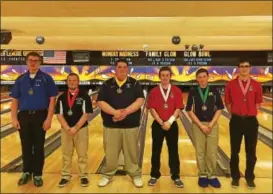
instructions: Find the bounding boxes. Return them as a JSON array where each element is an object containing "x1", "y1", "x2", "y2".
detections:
[
  {"x1": 55, "y1": 73, "x2": 93, "y2": 187},
  {"x1": 186, "y1": 68, "x2": 224, "y2": 188},
  {"x1": 97, "y1": 59, "x2": 145, "y2": 188}
]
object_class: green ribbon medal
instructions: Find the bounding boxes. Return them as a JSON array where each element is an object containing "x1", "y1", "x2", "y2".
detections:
[{"x1": 198, "y1": 85, "x2": 209, "y2": 111}]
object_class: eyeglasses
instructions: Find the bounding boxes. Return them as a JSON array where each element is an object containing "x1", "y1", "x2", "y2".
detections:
[
  {"x1": 27, "y1": 59, "x2": 41, "y2": 63},
  {"x1": 239, "y1": 65, "x2": 250, "y2": 68}
]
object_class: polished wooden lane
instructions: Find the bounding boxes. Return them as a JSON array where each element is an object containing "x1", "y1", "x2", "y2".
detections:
[
  {"x1": 2, "y1": 1, "x2": 272, "y2": 17},
  {"x1": 257, "y1": 110, "x2": 272, "y2": 131},
  {"x1": 0, "y1": 116, "x2": 61, "y2": 168},
  {"x1": 261, "y1": 100, "x2": 272, "y2": 111},
  {"x1": 142, "y1": 113, "x2": 198, "y2": 177},
  {"x1": 0, "y1": 101, "x2": 11, "y2": 112},
  {"x1": 1, "y1": 16, "x2": 271, "y2": 50},
  {"x1": 1, "y1": 173, "x2": 272, "y2": 193},
  {"x1": 43, "y1": 114, "x2": 104, "y2": 174},
  {"x1": 1, "y1": 112, "x2": 12, "y2": 126}
]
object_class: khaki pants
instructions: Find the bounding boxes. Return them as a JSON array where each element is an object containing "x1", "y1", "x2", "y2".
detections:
[
  {"x1": 102, "y1": 126, "x2": 142, "y2": 179},
  {"x1": 192, "y1": 122, "x2": 219, "y2": 178},
  {"x1": 61, "y1": 126, "x2": 89, "y2": 180}
]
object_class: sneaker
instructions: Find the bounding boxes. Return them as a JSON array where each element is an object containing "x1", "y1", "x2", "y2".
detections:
[
  {"x1": 246, "y1": 180, "x2": 256, "y2": 189},
  {"x1": 17, "y1": 172, "x2": 32, "y2": 186},
  {"x1": 173, "y1": 179, "x2": 184, "y2": 188},
  {"x1": 148, "y1": 177, "x2": 157, "y2": 186},
  {"x1": 198, "y1": 177, "x2": 209, "y2": 188},
  {"x1": 208, "y1": 178, "x2": 221, "y2": 188},
  {"x1": 98, "y1": 177, "x2": 112, "y2": 187},
  {"x1": 231, "y1": 179, "x2": 239, "y2": 188},
  {"x1": 33, "y1": 176, "x2": 43, "y2": 187},
  {"x1": 81, "y1": 178, "x2": 89, "y2": 187},
  {"x1": 133, "y1": 177, "x2": 143, "y2": 188},
  {"x1": 58, "y1": 178, "x2": 70, "y2": 188}
]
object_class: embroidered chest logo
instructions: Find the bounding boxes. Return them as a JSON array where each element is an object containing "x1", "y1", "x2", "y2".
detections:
[
  {"x1": 249, "y1": 85, "x2": 253, "y2": 92},
  {"x1": 35, "y1": 79, "x2": 42, "y2": 87},
  {"x1": 126, "y1": 83, "x2": 131, "y2": 88},
  {"x1": 76, "y1": 98, "x2": 83, "y2": 105},
  {"x1": 170, "y1": 92, "x2": 174, "y2": 98}
]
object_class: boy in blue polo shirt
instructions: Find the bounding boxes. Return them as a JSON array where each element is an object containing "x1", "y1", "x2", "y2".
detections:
[{"x1": 10, "y1": 51, "x2": 58, "y2": 187}]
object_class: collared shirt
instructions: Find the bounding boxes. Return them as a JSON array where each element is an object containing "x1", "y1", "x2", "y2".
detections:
[
  {"x1": 55, "y1": 90, "x2": 93, "y2": 128},
  {"x1": 186, "y1": 86, "x2": 224, "y2": 122},
  {"x1": 147, "y1": 85, "x2": 184, "y2": 121},
  {"x1": 225, "y1": 77, "x2": 263, "y2": 116},
  {"x1": 97, "y1": 77, "x2": 144, "y2": 128},
  {"x1": 9, "y1": 69, "x2": 58, "y2": 111}
]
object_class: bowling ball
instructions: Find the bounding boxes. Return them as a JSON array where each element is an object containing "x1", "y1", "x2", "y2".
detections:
[
  {"x1": 172, "y1": 36, "x2": 181, "y2": 45},
  {"x1": 36, "y1": 36, "x2": 45, "y2": 44},
  {"x1": 191, "y1": 44, "x2": 198, "y2": 51}
]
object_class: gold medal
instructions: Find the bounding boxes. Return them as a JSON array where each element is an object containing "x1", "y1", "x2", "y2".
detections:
[
  {"x1": 202, "y1": 105, "x2": 207, "y2": 111},
  {"x1": 117, "y1": 88, "x2": 122, "y2": 94},
  {"x1": 28, "y1": 88, "x2": 34, "y2": 95},
  {"x1": 164, "y1": 103, "x2": 168, "y2": 109}
]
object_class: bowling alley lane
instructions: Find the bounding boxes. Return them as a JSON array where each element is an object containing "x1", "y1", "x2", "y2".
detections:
[
  {"x1": 1, "y1": 112, "x2": 12, "y2": 127},
  {"x1": 1, "y1": 115, "x2": 61, "y2": 168},
  {"x1": 0, "y1": 101, "x2": 11, "y2": 112},
  {"x1": 257, "y1": 110, "x2": 272, "y2": 131},
  {"x1": 43, "y1": 114, "x2": 105, "y2": 174},
  {"x1": 142, "y1": 113, "x2": 198, "y2": 177}
]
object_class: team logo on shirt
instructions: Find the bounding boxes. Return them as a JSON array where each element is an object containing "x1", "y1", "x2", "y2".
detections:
[
  {"x1": 76, "y1": 98, "x2": 83, "y2": 105},
  {"x1": 170, "y1": 93, "x2": 174, "y2": 98},
  {"x1": 249, "y1": 85, "x2": 253, "y2": 91},
  {"x1": 126, "y1": 83, "x2": 131, "y2": 88}
]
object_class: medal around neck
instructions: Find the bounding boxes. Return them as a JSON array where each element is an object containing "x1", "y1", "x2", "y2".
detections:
[
  {"x1": 202, "y1": 105, "x2": 207, "y2": 111},
  {"x1": 67, "y1": 109, "x2": 73, "y2": 116},
  {"x1": 198, "y1": 86, "x2": 209, "y2": 111},
  {"x1": 117, "y1": 88, "x2": 122, "y2": 94},
  {"x1": 67, "y1": 89, "x2": 79, "y2": 116},
  {"x1": 159, "y1": 84, "x2": 171, "y2": 110},
  {"x1": 28, "y1": 88, "x2": 34, "y2": 95}
]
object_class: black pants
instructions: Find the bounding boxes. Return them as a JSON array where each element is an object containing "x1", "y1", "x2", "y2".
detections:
[
  {"x1": 229, "y1": 114, "x2": 259, "y2": 181},
  {"x1": 150, "y1": 121, "x2": 180, "y2": 180},
  {"x1": 18, "y1": 110, "x2": 47, "y2": 177}
]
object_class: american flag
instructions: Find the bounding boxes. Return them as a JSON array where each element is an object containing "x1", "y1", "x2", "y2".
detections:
[{"x1": 43, "y1": 51, "x2": 66, "y2": 64}]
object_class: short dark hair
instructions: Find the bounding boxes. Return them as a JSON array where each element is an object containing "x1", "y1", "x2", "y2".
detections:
[
  {"x1": 26, "y1": 51, "x2": 42, "y2": 61},
  {"x1": 159, "y1": 66, "x2": 172, "y2": 77},
  {"x1": 114, "y1": 58, "x2": 129, "y2": 67},
  {"x1": 67, "y1": 72, "x2": 80, "y2": 81},
  {"x1": 196, "y1": 68, "x2": 209, "y2": 76},
  {"x1": 238, "y1": 59, "x2": 251, "y2": 67}
]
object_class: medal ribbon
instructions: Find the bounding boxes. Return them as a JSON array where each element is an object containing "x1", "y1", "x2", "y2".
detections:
[
  {"x1": 159, "y1": 84, "x2": 171, "y2": 103},
  {"x1": 67, "y1": 89, "x2": 79, "y2": 110},
  {"x1": 198, "y1": 85, "x2": 209, "y2": 104},
  {"x1": 28, "y1": 73, "x2": 37, "y2": 89},
  {"x1": 238, "y1": 78, "x2": 251, "y2": 97}
]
